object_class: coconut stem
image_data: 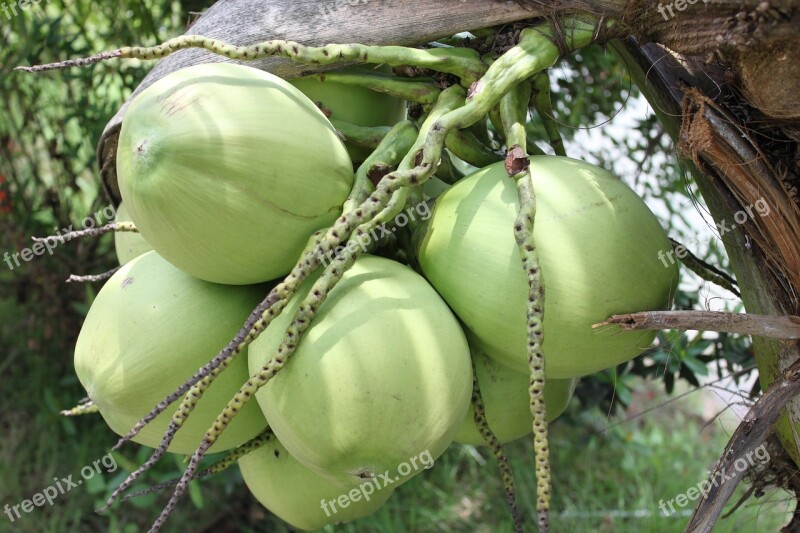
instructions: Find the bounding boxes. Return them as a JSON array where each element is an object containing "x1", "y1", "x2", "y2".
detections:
[
  {"x1": 66, "y1": 267, "x2": 121, "y2": 284},
  {"x1": 439, "y1": 17, "x2": 601, "y2": 133},
  {"x1": 17, "y1": 39, "x2": 487, "y2": 85},
  {"x1": 669, "y1": 238, "x2": 740, "y2": 297},
  {"x1": 118, "y1": 429, "x2": 273, "y2": 503},
  {"x1": 444, "y1": 128, "x2": 503, "y2": 169},
  {"x1": 60, "y1": 400, "x2": 99, "y2": 417},
  {"x1": 435, "y1": 150, "x2": 466, "y2": 184},
  {"x1": 468, "y1": 117, "x2": 493, "y2": 147},
  {"x1": 344, "y1": 120, "x2": 418, "y2": 211},
  {"x1": 526, "y1": 134, "x2": 548, "y2": 157},
  {"x1": 32, "y1": 221, "x2": 138, "y2": 247},
  {"x1": 530, "y1": 72, "x2": 566, "y2": 157},
  {"x1": 331, "y1": 120, "x2": 392, "y2": 151},
  {"x1": 489, "y1": 106, "x2": 506, "y2": 143},
  {"x1": 501, "y1": 82, "x2": 551, "y2": 532},
  {"x1": 516, "y1": 171, "x2": 550, "y2": 532},
  {"x1": 470, "y1": 356, "x2": 523, "y2": 533},
  {"x1": 501, "y1": 84, "x2": 532, "y2": 151},
  {"x1": 300, "y1": 69, "x2": 442, "y2": 104}
]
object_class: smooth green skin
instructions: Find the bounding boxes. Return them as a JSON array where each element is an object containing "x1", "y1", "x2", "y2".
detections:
[
  {"x1": 416, "y1": 156, "x2": 679, "y2": 378},
  {"x1": 422, "y1": 175, "x2": 451, "y2": 200},
  {"x1": 290, "y1": 66, "x2": 407, "y2": 163},
  {"x1": 117, "y1": 63, "x2": 354, "y2": 285},
  {"x1": 455, "y1": 347, "x2": 575, "y2": 446},
  {"x1": 74, "y1": 251, "x2": 268, "y2": 454},
  {"x1": 239, "y1": 433, "x2": 394, "y2": 531},
  {"x1": 113, "y1": 201, "x2": 153, "y2": 265},
  {"x1": 250, "y1": 255, "x2": 472, "y2": 485}
]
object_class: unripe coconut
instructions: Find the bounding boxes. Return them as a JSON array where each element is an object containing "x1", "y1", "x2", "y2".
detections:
[
  {"x1": 455, "y1": 346, "x2": 575, "y2": 446},
  {"x1": 249, "y1": 255, "x2": 472, "y2": 485},
  {"x1": 415, "y1": 156, "x2": 679, "y2": 378},
  {"x1": 238, "y1": 432, "x2": 394, "y2": 531},
  {"x1": 290, "y1": 66, "x2": 407, "y2": 163},
  {"x1": 117, "y1": 63, "x2": 354, "y2": 285},
  {"x1": 113, "y1": 201, "x2": 153, "y2": 265},
  {"x1": 74, "y1": 251, "x2": 268, "y2": 454}
]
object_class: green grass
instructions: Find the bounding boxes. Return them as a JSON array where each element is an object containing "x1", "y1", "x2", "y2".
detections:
[{"x1": 316, "y1": 378, "x2": 793, "y2": 532}]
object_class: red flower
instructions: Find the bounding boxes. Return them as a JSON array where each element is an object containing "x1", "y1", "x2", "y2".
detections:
[{"x1": 0, "y1": 175, "x2": 11, "y2": 214}]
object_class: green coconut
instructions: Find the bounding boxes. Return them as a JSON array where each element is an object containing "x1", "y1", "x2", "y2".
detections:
[
  {"x1": 238, "y1": 432, "x2": 394, "y2": 530},
  {"x1": 113, "y1": 201, "x2": 153, "y2": 265},
  {"x1": 415, "y1": 156, "x2": 679, "y2": 378},
  {"x1": 455, "y1": 346, "x2": 575, "y2": 446},
  {"x1": 290, "y1": 65, "x2": 407, "y2": 163},
  {"x1": 74, "y1": 251, "x2": 268, "y2": 454},
  {"x1": 249, "y1": 255, "x2": 472, "y2": 485},
  {"x1": 116, "y1": 62, "x2": 354, "y2": 285}
]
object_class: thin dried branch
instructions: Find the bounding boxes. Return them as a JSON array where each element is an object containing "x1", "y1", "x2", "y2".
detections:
[{"x1": 597, "y1": 310, "x2": 800, "y2": 339}]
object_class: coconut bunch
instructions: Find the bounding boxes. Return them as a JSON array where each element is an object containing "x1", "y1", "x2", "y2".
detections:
[{"x1": 25, "y1": 16, "x2": 680, "y2": 532}]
